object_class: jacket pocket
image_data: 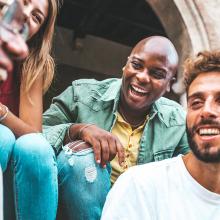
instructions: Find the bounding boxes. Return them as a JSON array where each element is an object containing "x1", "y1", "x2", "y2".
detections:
[{"x1": 153, "y1": 148, "x2": 174, "y2": 161}]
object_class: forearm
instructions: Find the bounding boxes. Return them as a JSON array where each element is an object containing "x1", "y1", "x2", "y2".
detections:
[
  {"x1": 1, "y1": 110, "x2": 39, "y2": 137},
  {"x1": 64, "y1": 123, "x2": 89, "y2": 145},
  {"x1": 43, "y1": 99, "x2": 77, "y2": 150}
]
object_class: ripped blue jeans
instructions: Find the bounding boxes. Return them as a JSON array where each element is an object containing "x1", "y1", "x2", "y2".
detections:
[{"x1": 57, "y1": 146, "x2": 111, "y2": 220}]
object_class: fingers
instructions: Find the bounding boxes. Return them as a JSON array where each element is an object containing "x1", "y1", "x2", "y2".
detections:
[
  {"x1": 0, "y1": 48, "x2": 13, "y2": 73},
  {"x1": 0, "y1": 26, "x2": 29, "y2": 59},
  {"x1": 108, "y1": 134, "x2": 125, "y2": 166},
  {"x1": 100, "y1": 139, "x2": 110, "y2": 168},
  {"x1": 108, "y1": 137, "x2": 117, "y2": 161},
  {"x1": 115, "y1": 138, "x2": 125, "y2": 166},
  {"x1": 0, "y1": 31, "x2": 29, "y2": 74},
  {"x1": 4, "y1": 35, "x2": 28, "y2": 60},
  {"x1": 80, "y1": 124, "x2": 125, "y2": 168},
  {"x1": 99, "y1": 135, "x2": 124, "y2": 168},
  {"x1": 92, "y1": 138, "x2": 101, "y2": 165}
]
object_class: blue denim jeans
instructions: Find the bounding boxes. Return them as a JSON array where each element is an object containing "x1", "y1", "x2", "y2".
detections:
[
  {"x1": 57, "y1": 147, "x2": 111, "y2": 220},
  {"x1": 0, "y1": 124, "x2": 58, "y2": 220},
  {"x1": 0, "y1": 167, "x2": 3, "y2": 220},
  {"x1": 0, "y1": 125, "x2": 15, "y2": 172}
]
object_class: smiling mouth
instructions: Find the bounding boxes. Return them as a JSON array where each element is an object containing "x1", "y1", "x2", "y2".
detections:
[
  {"x1": 130, "y1": 85, "x2": 148, "y2": 97},
  {"x1": 198, "y1": 128, "x2": 220, "y2": 136}
]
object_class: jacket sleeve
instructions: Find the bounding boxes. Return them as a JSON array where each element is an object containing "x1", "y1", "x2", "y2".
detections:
[{"x1": 43, "y1": 86, "x2": 76, "y2": 154}]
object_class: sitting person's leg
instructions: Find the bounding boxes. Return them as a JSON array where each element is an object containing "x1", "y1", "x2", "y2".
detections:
[
  {"x1": 4, "y1": 133, "x2": 58, "y2": 220},
  {"x1": 0, "y1": 124, "x2": 16, "y2": 220},
  {"x1": 0, "y1": 124, "x2": 16, "y2": 172},
  {"x1": 57, "y1": 146, "x2": 111, "y2": 220},
  {"x1": 0, "y1": 166, "x2": 3, "y2": 220}
]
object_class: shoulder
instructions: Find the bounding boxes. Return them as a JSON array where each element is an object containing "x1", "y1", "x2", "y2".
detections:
[
  {"x1": 156, "y1": 97, "x2": 185, "y2": 113},
  {"x1": 71, "y1": 78, "x2": 121, "y2": 100},
  {"x1": 122, "y1": 156, "x2": 181, "y2": 185},
  {"x1": 72, "y1": 78, "x2": 120, "y2": 90},
  {"x1": 53, "y1": 78, "x2": 120, "y2": 100},
  {"x1": 155, "y1": 97, "x2": 186, "y2": 126}
]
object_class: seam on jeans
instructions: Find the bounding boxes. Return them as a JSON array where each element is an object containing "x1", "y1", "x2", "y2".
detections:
[
  {"x1": 53, "y1": 162, "x2": 58, "y2": 220},
  {"x1": 57, "y1": 156, "x2": 70, "y2": 186},
  {"x1": 12, "y1": 158, "x2": 21, "y2": 220}
]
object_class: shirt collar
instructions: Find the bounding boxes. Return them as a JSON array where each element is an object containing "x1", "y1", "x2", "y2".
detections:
[
  {"x1": 99, "y1": 79, "x2": 170, "y2": 127},
  {"x1": 116, "y1": 112, "x2": 149, "y2": 130}
]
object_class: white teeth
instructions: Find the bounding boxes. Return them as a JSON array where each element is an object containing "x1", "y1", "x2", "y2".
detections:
[
  {"x1": 199, "y1": 128, "x2": 220, "y2": 135},
  {"x1": 131, "y1": 85, "x2": 148, "y2": 94}
]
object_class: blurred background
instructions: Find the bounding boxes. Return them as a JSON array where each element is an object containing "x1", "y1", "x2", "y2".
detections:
[{"x1": 19, "y1": 0, "x2": 220, "y2": 109}]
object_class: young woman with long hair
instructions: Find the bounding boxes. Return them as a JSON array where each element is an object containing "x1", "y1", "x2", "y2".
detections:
[{"x1": 0, "y1": 0, "x2": 61, "y2": 219}]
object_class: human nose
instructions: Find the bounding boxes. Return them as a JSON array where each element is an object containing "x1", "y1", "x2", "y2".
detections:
[
  {"x1": 23, "y1": 5, "x2": 31, "y2": 22},
  {"x1": 136, "y1": 69, "x2": 150, "y2": 84},
  {"x1": 201, "y1": 99, "x2": 218, "y2": 119}
]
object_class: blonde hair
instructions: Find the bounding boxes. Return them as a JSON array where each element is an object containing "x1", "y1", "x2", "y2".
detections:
[
  {"x1": 21, "y1": 0, "x2": 61, "y2": 95},
  {"x1": 184, "y1": 50, "x2": 220, "y2": 93}
]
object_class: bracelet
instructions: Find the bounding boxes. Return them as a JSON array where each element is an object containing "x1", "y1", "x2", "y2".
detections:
[
  {"x1": 0, "y1": 105, "x2": 8, "y2": 122},
  {"x1": 78, "y1": 123, "x2": 95, "y2": 139},
  {"x1": 67, "y1": 124, "x2": 74, "y2": 142}
]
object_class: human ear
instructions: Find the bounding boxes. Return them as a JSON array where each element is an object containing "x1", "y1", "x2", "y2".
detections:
[
  {"x1": 166, "y1": 83, "x2": 171, "y2": 92},
  {"x1": 166, "y1": 77, "x2": 176, "y2": 92}
]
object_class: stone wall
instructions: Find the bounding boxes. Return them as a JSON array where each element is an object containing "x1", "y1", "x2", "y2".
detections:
[{"x1": 147, "y1": 0, "x2": 220, "y2": 105}]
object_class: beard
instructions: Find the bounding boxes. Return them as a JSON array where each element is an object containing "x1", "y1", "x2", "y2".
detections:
[{"x1": 186, "y1": 119, "x2": 220, "y2": 163}]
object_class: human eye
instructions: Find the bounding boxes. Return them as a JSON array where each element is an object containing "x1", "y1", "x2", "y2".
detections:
[
  {"x1": 216, "y1": 96, "x2": 220, "y2": 105},
  {"x1": 149, "y1": 69, "x2": 166, "y2": 79},
  {"x1": 22, "y1": 0, "x2": 28, "y2": 6},
  {"x1": 189, "y1": 99, "x2": 203, "y2": 110},
  {"x1": 130, "y1": 60, "x2": 143, "y2": 70},
  {"x1": 32, "y1": 13, "x2": 42, "y2": 24}
]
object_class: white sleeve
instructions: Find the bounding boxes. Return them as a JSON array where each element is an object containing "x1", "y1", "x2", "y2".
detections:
[{"x1": 101, "y1": 167, "x2": 154, "y2": 220}]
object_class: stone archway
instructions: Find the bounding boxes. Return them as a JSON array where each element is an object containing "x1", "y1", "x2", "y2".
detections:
[
  {"x1": 50, "y1": 0, "x2": 220, "y2": 107},
  {"x1": 147, "y1": 0, "x2": 214, "y2": 98}
]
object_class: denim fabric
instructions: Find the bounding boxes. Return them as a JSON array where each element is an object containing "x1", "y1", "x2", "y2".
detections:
[
  {"x1": 43, "y1": 78, "x2": 189, "y2": 160},
  {"x1": 2, "y1": 132, "x2": 58, "y2": 220},
  {"x1": 43, "y1": 78, "x2": 190, "y2": 219},
  {"x1": 0, "y1": 167, "x2": 3, "y2": 220},
  {"x1": 0, "y1": 124, "x2": 16, "y2": 172},
  {"x1": 57, "y1": 147, "x2": 111, "y2": 220}
]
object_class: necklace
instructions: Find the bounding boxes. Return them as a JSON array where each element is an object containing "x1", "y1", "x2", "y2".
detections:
[{"x1": 119, "y1": 107, "x2": 147, "y2": 128}]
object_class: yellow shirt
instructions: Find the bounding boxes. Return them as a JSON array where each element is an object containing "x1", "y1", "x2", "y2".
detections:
[{"x1": 110, "y1": 112, "x2": 148, "y2": 184}]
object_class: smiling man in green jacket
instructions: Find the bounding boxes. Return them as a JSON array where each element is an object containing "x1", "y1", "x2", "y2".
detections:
[{"x1": 43, "y1": 36, "x2": 189, "y2": 220}]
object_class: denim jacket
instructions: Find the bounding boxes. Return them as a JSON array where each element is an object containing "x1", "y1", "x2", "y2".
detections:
[{"x1": 43, "y1": 78, "x2": 189, "y2": 164}]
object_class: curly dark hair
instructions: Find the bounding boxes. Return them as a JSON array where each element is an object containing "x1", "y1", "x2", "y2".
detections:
[{"x1": 184, "y1": 51, "x2": 220, "y2": 94}]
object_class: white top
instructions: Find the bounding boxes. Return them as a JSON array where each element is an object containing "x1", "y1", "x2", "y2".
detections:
[{"x1": 101, "y1": 156, "x2": 220, "y2": 220}]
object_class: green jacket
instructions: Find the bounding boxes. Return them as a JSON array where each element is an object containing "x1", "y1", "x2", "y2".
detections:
[{"x1": 43, "y1": 78, "x2": 189, "y2": 164}]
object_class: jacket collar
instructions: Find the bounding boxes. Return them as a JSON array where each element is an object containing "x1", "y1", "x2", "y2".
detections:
[
  {"x1": 100, "y1": 78, "x2": 170, "y2": 126},
  {"x1": 100, "y1": 79, "x2": 121, "y2": 113},
  {"x1": 100, "y1": 78, "x2": 122, "y2": 102},
  {"x1": 153, "y1": 98, "x2": 171, "y2": 127}
]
